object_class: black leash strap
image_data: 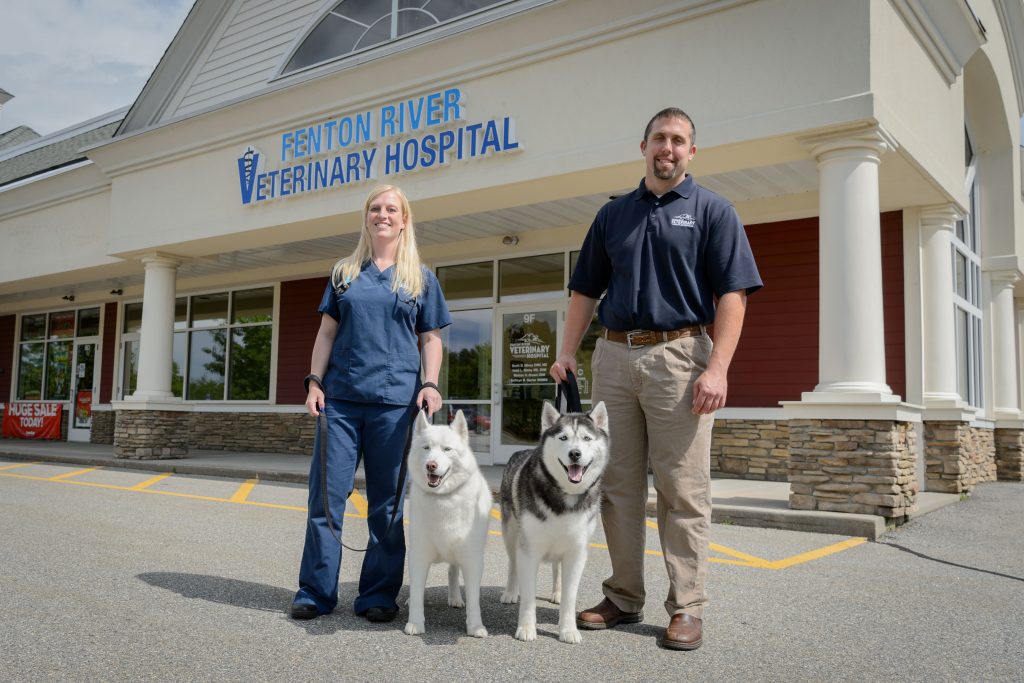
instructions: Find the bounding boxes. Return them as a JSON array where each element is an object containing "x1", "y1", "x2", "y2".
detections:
[
  {"x1": 317, "y1": 399, "x2": 424, "y2": 553},
  {"x1": 555, "y1": 372, "x2": 583, "y2": 414}
]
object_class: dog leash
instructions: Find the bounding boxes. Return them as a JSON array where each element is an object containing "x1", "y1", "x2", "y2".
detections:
[
  {"x1": 316, "y1": 397, "x2": 425, "y2": 553},
  {"x1": 555, "y1": 371, "x2": 583, "y2": 413}
]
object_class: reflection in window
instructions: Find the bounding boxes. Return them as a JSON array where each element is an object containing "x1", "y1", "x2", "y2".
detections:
[
  {"x1": 48, "y1": 310, "x2": 76, "y2": 339},
  {"x1": 46, "y1": 341, "x2": 72, "y2": 401},
  {"x1": 17, "y1": 310, "x2": 96, "y2": 401},
  {"x1": 437, "y1": 262, "x2": 493, "y2": 306},
  {"x1": 188, "y1": 329, "x2": 226, "y2": 401},
  {"x1": 18, "y1": 343, "x2": 44, "y2": 400},
  {"x1": 77, "y1": 308, "x2": 101, "y2": 337},
  {"x1": 229, "y1": 326, "x2": 272, "y2": 400},
  {"x1": 499, "y1": 254, "x2": 564, "y2": 302},
  {"x1": 123, "y1": 303, "x2": 143, "y2": 334},
  {"x1": 440, "y1": 309, "x2": 492, "y2": 400},
  {"x1": 284, "y1": 0, "x2": 508, "y2": 73}
]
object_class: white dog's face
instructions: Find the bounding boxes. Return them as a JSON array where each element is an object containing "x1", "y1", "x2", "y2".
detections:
[
  {"x1": 540, "y1": 401, "x2": 609, "y2": 494},
  {"x1": 410, "y1": 410, "x2": 478, "y2": 494}
]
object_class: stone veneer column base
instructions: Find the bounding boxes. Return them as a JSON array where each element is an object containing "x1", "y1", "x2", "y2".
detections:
[
  {"x1": 711, "y1": 419, "x2": 789, "y2": 481},
  {"x1": 924, "y1": 421, "x2": 996, "y2": 493},
  {"x1": 788, "y1": 419, "x2": 917, "y2": 522},
  {"x1": 89, "y1": 409, "x2": 115, "y2": 445},
  {"x1": 113, "y1": 409, "x2": 189, "y2": 459},
  {"x1": 995, "y1": 428, "x2": 1024, "y2": 482}
]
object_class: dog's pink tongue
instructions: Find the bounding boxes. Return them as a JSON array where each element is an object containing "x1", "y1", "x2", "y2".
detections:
[{"x1": 568, "y1": 465, "x2": 584, "y2": 483}]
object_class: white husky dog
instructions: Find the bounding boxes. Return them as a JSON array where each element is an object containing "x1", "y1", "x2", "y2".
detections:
[
  {"x1": 404, "y1": 410, "x2": 492, "y2": 638},
  {"x1": 499, "y1": 400, "x2": 609, "y2": 644}
]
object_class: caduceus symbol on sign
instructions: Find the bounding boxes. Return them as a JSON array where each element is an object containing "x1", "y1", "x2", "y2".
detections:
[{"x1": 242, "y1": 146, "x2": 255, "y2": 184}]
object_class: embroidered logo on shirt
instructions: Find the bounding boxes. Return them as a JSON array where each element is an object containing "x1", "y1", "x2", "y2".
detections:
[{"x1": 671, "y1": 213, "x2": 696, "y2": 228}]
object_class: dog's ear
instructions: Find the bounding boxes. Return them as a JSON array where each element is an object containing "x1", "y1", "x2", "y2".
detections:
[
  {"x1": 541, "y1": 400, "x2": 560, "y2": 431},
  {"x1": 589, "y1": 401, "x2": 608, "y2": 432},
  {"x1": 451, "y1": 409, "x2": 469, "y2": 444},
  {"x1": 415, "y1": 409, "x2": 431, "y2": 435}
]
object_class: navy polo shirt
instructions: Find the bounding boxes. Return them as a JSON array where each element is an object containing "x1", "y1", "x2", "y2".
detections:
[
  {"x1": 569, "y1": 176, "x2": 762, "y2": 331},
  {"x1": 318, "y1": 262, "x2": 452, "y2": 405}
]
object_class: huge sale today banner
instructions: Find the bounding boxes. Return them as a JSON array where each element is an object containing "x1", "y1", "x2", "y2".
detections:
[{"x1": 2, "y1": 402, "x2": 63, "y2": 439}]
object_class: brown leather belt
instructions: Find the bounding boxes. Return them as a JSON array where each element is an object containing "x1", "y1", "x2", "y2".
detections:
[{"x1": 603, "y1": 326, "x2": 705, "y2": 347}]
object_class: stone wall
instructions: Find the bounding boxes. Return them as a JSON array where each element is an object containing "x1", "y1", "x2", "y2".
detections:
[
  {"x1": 924, "y1": 422, "x2": 996, "y2": 493},
  {"x1": 994, "y1": 427, "x2": 1024, "y2": 482},
  {"x1": 711, "y1": 419, "x2": 789, "y2": 481},
  {"x1": 90, "y1": 410, "x2": 115, "y2": 445},
  {"x1": 788, "y1": 419, "x2": 917, "y2": 522},
  {"x1": 113, "y1": 410, "x2": 189, "y2": 459},
  {"x1": 189, "y1": 412, "x2": 315, "y2": 453}
]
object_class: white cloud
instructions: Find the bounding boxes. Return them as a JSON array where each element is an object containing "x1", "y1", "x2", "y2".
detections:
[{"x1": 0, "y1": 0, "x2": 193, "y2": 135}]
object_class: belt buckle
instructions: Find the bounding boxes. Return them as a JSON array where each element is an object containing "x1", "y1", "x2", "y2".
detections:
[{"x1": 625, "y1": 330, "x2": 648, "y2": 348}]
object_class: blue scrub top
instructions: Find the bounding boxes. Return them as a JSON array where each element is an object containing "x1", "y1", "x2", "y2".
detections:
[
  {"x1": 318, "y1": 261, "x2": 452, "y2": 405},
  {"x1": 569, "y1": 176, "x2": 762, "y2": 331}
]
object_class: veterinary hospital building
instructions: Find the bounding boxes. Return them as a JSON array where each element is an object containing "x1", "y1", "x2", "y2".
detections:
[{"x1": 2, "y1": 0, "x2": 1023, "y2": 522}]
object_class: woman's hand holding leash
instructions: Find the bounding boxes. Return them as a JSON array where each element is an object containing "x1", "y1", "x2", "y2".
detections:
[
  {"x1": 304, "y1": 373, "x2": 325, "y2": 417},
  {"x1": 418, "y1": 381, "x2": 442, "y2": 417}
]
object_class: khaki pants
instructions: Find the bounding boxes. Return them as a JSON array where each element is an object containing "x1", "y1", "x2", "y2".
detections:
[{"x1": 591, "y1": 334, "x2": 714, "y2": 618}]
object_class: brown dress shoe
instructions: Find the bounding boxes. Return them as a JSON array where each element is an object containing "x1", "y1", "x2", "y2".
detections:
[
  {"x1": 660, "y1": 613, "x2": 703, "y2": 650},
  {"x1": 576, "y1": 597, "x2": 643, "y2": 630}
]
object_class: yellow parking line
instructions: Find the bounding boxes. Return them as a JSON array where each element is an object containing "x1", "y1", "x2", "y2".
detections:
[
  {"x1": 0, "y1": 461, "x2": 39, "y2": 471},
  {"x1": 129, "y1": 472, "x2": 174, "y2": 491},
  {"x1": 348, "y1": 489, "x2": 368, "y2": 517},
  {"x1": 764, "y1": 537, "x2": 867, "y2": 569},
  {"x1": 48, "y1": 466, "x2": 98, "y2": 481},
  {"x1": 229, "y1": 478, "x2": 258, "y2": 503},
  {"x1": 491, "y1": 508, "x2": 503, "y2": 521}
]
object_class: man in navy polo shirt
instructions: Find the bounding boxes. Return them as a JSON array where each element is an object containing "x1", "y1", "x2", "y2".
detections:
[{"x1": 550, "y1": 107, "x2": 762, "y2": 651}]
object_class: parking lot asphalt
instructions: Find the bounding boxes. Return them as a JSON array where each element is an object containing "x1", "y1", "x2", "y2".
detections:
[{"x1": 0, "y1": 438, "x2": 961, "y2": 539}]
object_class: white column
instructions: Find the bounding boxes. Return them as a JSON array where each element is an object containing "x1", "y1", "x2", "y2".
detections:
[
  {"x1": 919, "y1": 205, "x2": 966, "y2": 408},
  {"x1": 799, "y1": 124, "x2": 898, "y2": 403},
  {"x1": 130, "y1": 254, "x2": 181, "y2": 402},
  {"x1": 990, "y1": 270, "x2": 1022, "y2": 420}
]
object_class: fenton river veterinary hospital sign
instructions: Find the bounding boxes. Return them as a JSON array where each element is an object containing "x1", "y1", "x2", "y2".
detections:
[{"x1": 236, "y1": 86, "x2": 520, "y2": 205}]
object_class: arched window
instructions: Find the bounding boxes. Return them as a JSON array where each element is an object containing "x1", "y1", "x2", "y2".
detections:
[{"x1": 283, "y1": 0, "x2": 511, "y2": 75}]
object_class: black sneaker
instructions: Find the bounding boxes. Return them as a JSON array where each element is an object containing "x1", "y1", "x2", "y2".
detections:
[
  {"x1": 364, "y1": 606, "x2": 399, "y2": 623},
  {"x1": 290, "y1": 603, "x2": 320, "y2": 620}
]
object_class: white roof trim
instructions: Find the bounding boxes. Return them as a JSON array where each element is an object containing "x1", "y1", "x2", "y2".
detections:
[
  {"x1": 891, "y1": 0, "x2": 987, "y2": 85},
  {"x1": 993, "y1": 0, "x2": 1024, "y2": 116}
]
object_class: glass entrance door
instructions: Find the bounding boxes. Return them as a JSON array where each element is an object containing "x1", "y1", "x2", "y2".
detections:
[
  {"x1": 492, "y1": 303, "x2": 563, "y2": 464},
  {"x1": 68, "y1": 340, "x2": 97, "y2": 442}
]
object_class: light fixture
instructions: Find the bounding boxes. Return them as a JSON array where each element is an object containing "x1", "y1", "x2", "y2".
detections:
[
  {"x1": 110, "y1": 288, "x2": 123, "y2": 296},
  {"x1": 502, "y1": 235, "x2": 520, "y2": 246},
  {"x1": 61, "y1": 294, "x2": 75, "y2": 302}
]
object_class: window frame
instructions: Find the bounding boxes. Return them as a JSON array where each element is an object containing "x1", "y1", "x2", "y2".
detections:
[
  {"x1": 13, "y1": 306, "x2": 102, "y2": 403},
  {"x1": 273, "y1": 0, "x2": 551, "y2": 82}
]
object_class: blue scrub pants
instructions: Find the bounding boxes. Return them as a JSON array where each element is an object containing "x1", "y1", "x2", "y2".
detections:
[{"x1": 293, "y1": 398, "x2": 411, "y2": 615}]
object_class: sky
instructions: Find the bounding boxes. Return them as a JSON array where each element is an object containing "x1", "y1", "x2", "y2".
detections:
[{"x1": 0, "y1": 0, "x2": 194, "y2": 136}]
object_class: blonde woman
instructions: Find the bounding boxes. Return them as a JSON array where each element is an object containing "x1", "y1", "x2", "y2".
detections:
[{"x1": 291, "y1": 185, "x2": 451, "y2": 622}]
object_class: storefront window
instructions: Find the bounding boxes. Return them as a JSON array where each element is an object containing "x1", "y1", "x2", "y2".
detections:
[
  {"x1": 77, "y1": 308, "x2": 101, "y2": 336},
  {"x1": 229, "y1": 326, "x2": 272, "y2": 400},
  {"x1": 188, "y1": 329, "x2": 226, "y2": 400},
  {"x1": 440, "y1": 309, "x2": 492, "y2": 401},
  {"x1": 190, "y1": 292, "x2": 229, "y2": 329},
  {"x1": 498, "y1": 254, "x2": 564, "y2": 302},
  {"x1": 437, "y1": 262, "x2": 493, "y2": 306},
  {"x1": 171, "y1": 332, "x2": 186, "y2": 398},
  {"x1": 123, "y1": 303, "x2": 143, "y2": 334},
  {"x1": 16, "y1": 308, "x2": 99, "y2": 401}
]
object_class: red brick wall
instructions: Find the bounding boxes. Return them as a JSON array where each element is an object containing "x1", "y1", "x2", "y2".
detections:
[
  {"x1": 99, "y1": 302, "x2": 118, "y2": 403},
  {"x1": 729, "y1": 211, "x2": 905, "y2": 407},
  {"x1": 0, "y1": 315, "x2": 14, "y2": 402},
  {"x1": 276, "y1": 277, "x2": 328, "y2": 405}
]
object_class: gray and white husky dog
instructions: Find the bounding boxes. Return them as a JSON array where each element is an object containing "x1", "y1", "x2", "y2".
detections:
[
  {"x1": 499, "y1": 400, "x2": 609, "y2": 644},
  {"x1": 404, "y1": 410, "x2": 492, "y2": 638}
]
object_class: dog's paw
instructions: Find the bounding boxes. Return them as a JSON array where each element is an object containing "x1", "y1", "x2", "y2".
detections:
[
  {"x1": 467, "y1": 623, "x2": 488, "y2": 638},
  {"x1": 549, "y1": 591, "x2": 561, "y2": 605},
  {"x1": 559, "y1": 627, "x2": 583, "y2": 644},
  {"x1": 403, "y1": 621, "x2": 425, "y2": 636},
  {"x1": 514, "y1": 625, "x2": 537, "y2": 642},
  {"x1": 500, "y1": 590, "x2": 519, "y2": 604},
  {"x1": 448, "y1": 593, "x2": 465, "y2": 609}
]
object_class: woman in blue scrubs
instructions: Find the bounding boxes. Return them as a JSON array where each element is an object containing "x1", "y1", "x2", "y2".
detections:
[{"x1": 290, "y1": 185, "x2": 452, "y2": 622}]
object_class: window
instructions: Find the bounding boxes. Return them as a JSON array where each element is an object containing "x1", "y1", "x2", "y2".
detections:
[
  {"x1": 16, "y1": 308, "x2": 101, "y2": 401},
  {"x1": 176, "y1": 287, "x2": 275, "y2": 401},
  {"x1": 283, "y1": 0, "x2": 513, "y2": 74},
  {"x1": 953, "y1": 127, "x2": 983, "y2": 408}
]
